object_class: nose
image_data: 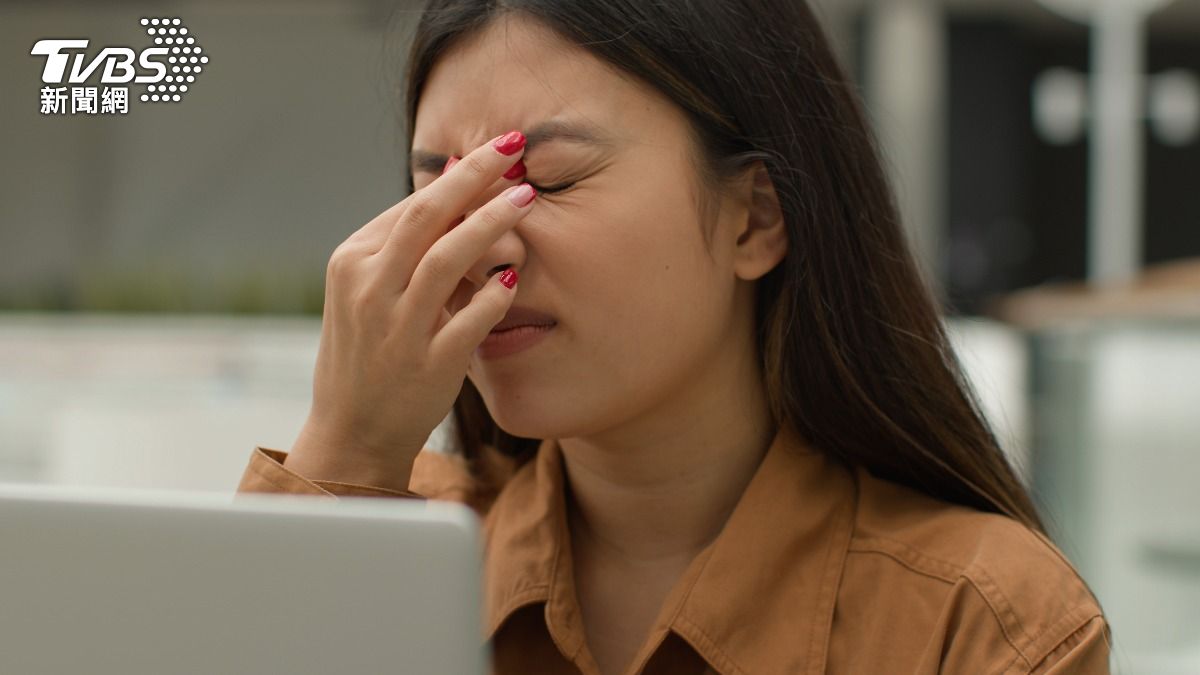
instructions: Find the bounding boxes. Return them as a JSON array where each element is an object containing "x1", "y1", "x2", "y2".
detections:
[{"x1": 459, "y1": 184, "x2": 530, "y2": 288}]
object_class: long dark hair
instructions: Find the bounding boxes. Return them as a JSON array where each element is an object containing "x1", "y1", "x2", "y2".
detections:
[{"x1": 396, "y1": 0, "x2": 1046, "y2": 534}]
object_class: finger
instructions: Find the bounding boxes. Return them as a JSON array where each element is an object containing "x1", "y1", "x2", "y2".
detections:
[
  {"x1": 375, "y1": 130, "x2": 528, "y2": 290},
  {"x1": 430, "y1": 266, "x2": 519, "y2": 362},
  {"x1": 342, "y1": 195, "x2": 412, "y2": 252},
  {"x1": 346, "y1": 154, "x2": 527, "y2": 254},
  {"x1": 446, "y1": 156, "x2": 530, "y2": 233},
  {"x1": 402, "y1": 182, "x2": 537, "y2": 333},
  {"x1": 342, "y1": 156, "x2": 454, "y2": 254},
  {"x1": 442, "y1": 156, "x2": 464, "y2": 231}
]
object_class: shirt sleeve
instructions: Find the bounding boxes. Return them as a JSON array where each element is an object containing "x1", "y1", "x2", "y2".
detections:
[
  {"x1": 235, "y1": 445, "x2": 511, "y2": 517},
  {"x1": 1029, "y1": 615, "x2": 1111, "y2": 674}
]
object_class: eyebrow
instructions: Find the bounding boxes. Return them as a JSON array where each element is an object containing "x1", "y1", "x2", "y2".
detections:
[{"x1": 409, "y1": 119, "x2": 612, "y2": 175}]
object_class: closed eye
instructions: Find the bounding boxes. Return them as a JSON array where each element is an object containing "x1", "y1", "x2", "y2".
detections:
[{"x1": 526, "y1": 180, "x2": 574, "y2": 195}]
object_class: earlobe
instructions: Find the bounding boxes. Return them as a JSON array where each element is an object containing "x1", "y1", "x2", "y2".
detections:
[{"x1": 733, "y1": 162, "x2": 789, "y2": 280}]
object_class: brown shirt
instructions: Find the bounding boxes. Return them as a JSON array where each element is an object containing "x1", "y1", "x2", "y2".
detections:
[{"x1": 236, "y1": 424, "x2": 1111, "y2": 674}]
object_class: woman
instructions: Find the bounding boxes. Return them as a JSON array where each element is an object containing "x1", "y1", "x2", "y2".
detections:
[{"x1": 237, "y1": 1, "x2": 1111, "y2": 673}]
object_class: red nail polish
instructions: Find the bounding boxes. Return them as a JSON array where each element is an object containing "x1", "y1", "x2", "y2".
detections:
[
  {"x1": 506, "y1": 183, "x2": 537, "y2": 207},
  {"x1": 442, "y1": 156, "x2": 459, "y2": 174},
  {"x1": 503, "y1": 159, "x2": 526, "y2": 180},
  {"x1": 493, "y1": 131, "x2": 525, "y2": 156},
  {"x1": 499, "y1": 267, "x2": 518, "y2": 289}
]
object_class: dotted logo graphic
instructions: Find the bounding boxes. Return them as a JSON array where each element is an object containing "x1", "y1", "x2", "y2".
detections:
[
  {"x1": 31, "y1": 16, "x2": 212, "y2": 114},
  {"x1": 138, "y1": 17, "x2": 208, "y2": 104}
]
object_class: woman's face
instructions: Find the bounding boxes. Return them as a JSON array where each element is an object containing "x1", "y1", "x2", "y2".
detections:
[{"x1": 411, "y1": 15, "x2": 757, "y2": 441}]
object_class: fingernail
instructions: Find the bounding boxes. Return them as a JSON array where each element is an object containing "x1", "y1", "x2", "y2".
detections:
[
  {"x1": 442, "y1": 156, "x2": 460, "y2": 174},
  {"x1": 492, "y1": 130, "x2": 526, "y2": 156},
  {"x1": 506, "y1": 183, "x2": 537, "y2": 207},
  {"x1": 503, "y1": 159, "x2": 526, "y2": 180},
  {"x1": 499, "y1": 267, "x2": 518, "y2": 289}
]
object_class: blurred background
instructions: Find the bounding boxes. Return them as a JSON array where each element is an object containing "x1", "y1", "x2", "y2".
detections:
[{"x1": 1, "y1": 0, "x2": 1197, "y2": 672}]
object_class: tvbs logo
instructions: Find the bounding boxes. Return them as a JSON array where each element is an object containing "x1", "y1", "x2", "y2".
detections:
[
  {"x1": 31, "y1": 17, "x2": 208, "y2": 114},
  {"x1": 32, "y1": 40, "x2": 169, "y2": 84}
]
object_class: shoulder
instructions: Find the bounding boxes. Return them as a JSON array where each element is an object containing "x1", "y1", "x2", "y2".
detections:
[
  {"x1": 834, "y1": 465, "x2": 1110, "y2": 674},
  {"x1": 409, "y1": 443, "x2": 520, "y2": 516}
]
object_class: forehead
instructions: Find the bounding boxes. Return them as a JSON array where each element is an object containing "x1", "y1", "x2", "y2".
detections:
[{"x1": 412, "y1": 14, "x2": 659, "y2": 152}]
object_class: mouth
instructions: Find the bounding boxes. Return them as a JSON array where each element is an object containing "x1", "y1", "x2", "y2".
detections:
[
  {"x1": 491, "y1": 304, "x2": 558, "y2": 333},
  {"x1": 489, "y1": 320, "x2": 557, "y2": 334},
  {"x1": 478, "y1": 322, "x2": 556, "y2": 359}
]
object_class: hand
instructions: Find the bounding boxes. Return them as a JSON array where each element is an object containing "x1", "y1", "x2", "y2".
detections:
[{"x1": 285, "y1": 130, "x2": 536, "y2": 490}]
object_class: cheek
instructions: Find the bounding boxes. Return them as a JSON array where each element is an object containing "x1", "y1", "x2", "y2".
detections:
[
  {"x1": 557, "y1": 190, "x2": 703, "y2": 278},
  {"x1": 554, "y1": 195, "x2": 717, "y2": 345}
]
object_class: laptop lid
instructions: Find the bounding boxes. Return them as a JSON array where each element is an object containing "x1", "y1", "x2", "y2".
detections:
[{"x1": 0, "y1": 483, "x2": 488, "y2": 675}]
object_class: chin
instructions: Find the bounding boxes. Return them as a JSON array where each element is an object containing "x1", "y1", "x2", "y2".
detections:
[
  {"x1": 484, "y1": 403, "x2": 558, "y2": 441},
  {"x1": 477, "y1": 390, "x2": 581, "y2": 442}
]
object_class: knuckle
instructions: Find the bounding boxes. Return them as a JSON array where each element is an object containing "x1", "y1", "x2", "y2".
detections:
[
  {"x1": 418, "y1": 247, "x2": 452, "y2": 282},
  {"x1": 403, "y1": 194, "x2": 437, "y2": 230},
  {"x1": 477, "y1": 206, "x2": 504, "y2": 231},
  {"x1": 463, "y1": 154, "x2": 488, "y2": 177},
  {"x1": 331, "y1": 238, "x2": 362, "y2": 258},
  {"x1": 326, "y1": 245, "x2": 358, "y2": 279}
]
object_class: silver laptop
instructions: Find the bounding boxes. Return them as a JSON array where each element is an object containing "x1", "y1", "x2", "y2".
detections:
[{"x1": 0, "y1": 483, "x2": 488, "y2": 675}]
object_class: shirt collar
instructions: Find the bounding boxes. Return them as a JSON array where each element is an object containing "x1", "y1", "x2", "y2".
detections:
[{"x1": 481, "y1": 423, "x2": 857, "y2": 674}]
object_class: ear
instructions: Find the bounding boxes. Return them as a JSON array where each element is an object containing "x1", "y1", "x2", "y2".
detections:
[{"x1": 730, "y1": 161, "x2": 788, "y2": 281}]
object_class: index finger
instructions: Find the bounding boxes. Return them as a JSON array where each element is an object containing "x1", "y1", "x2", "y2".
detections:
[{"x1": 374, "y1": 130, "x2": 527, "y2": 288}]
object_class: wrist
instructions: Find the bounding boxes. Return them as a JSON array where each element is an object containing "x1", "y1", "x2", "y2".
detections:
[{"x1": 284, "y1": 422, "x2": 416, "y2": 493}]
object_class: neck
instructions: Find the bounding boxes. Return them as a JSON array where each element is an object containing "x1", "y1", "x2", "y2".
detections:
[{"x1": 558, "y1": 342, "x2": 776, "y2": 569}]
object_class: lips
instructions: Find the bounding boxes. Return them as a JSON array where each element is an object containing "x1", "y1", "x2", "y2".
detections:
[{"x1": 492, "y1": 305, "x2": 557, "y2": 332}]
